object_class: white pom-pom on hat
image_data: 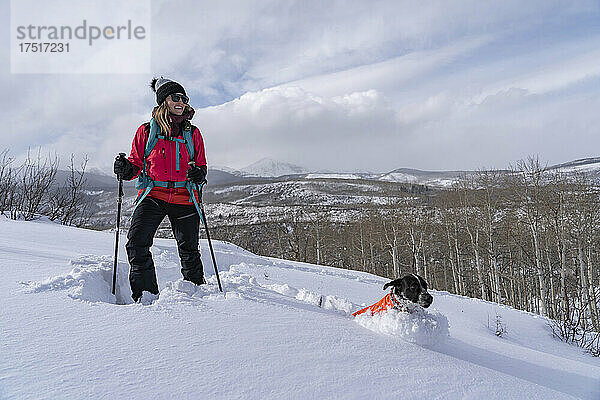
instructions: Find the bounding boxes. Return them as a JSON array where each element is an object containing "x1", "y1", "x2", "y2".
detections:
[
  {"x1": 150, "y1": 76, "x2": 173, "y2": 93},
  {"x1": 149, "y1": 77, "x2": 186, "y2": 105}
]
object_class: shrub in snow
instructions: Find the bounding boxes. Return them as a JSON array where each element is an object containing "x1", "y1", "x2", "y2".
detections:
[
  {"x1": 488, "y1": 313, "x2": 507, "y2": 337},
  {"x1": 549, "y1": 316, "x2": 600, "y2": 357}
]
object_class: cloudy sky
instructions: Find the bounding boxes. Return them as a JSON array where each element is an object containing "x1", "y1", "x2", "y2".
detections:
[{"x1": 2, "y1": 0, "x2": 600, "y2": 173}]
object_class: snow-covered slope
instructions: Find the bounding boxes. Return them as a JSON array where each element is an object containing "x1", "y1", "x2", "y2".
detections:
[
  {"x1": 305, "y1": 173, "x2": 363, "y2": 180},
  {"x1": 211, "y1": 165, "x2": 244, "y2": 175},
  {"x1": 1, "y1": 217, "x2": 599, "y2": 399},
  {"x1": 549, "y1": 157, "x2": 600, "y2": 171},
  {"x1": 241, "y1": 157, "x2": 309, "y2": 177},
  {"x1": 377, "y1": 168, "x2": 476, "y2": 187},
  {"x1": 548, "y1": 157, "x2": 600, "y2": 182}
]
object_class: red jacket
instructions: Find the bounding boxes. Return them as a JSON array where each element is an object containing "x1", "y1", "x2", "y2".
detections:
[
  {"x1": 127, "y1": 113, "x2": 207, "y2": 205},
  {"x1": 352, "y1": 293, "x2": 404, "y2": 317}
]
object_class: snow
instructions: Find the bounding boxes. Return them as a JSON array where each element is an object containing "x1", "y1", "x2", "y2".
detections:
[
  {"x1": 555, "y1": 163, "x2": 600, "y2": 174},
  {"x1": 305, "y1": 173, "x2": 362, "y2": 180},
  {"x1": 379, "y1": 171, "x2": 419, "y2": 183},
  {"x1": 378, "y1": 172, "x2": 458, "y2": 187},
  {"x1": 2, "y1": 217, "x2": 600, "y2": 399},
  {"x1": 82, "y1": 190, "x2": 105, "y2": 196},
  {"x1": 211, "y1": 165, "x2": 243, "y2": 175},
  {"x1": 240, "y1": 157, "x2": 308, "y2": 177},
  {"x1": 354, "y1": 308, "x2": 449, "y2": 346}
]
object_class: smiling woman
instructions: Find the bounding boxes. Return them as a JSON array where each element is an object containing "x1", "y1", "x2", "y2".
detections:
[{"x1": 112, "y1": 77, "x2": 208, "y2": 302}]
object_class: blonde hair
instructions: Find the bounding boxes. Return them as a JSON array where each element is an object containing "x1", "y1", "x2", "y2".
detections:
[
  {"x1": 151, "y1": 103, "x2": 194, "y2": 136},
  {"x1": 152, "y1": 102, "x2": 171, "y2": 135}
]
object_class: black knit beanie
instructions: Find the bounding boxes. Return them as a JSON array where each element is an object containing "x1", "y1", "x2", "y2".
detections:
[{"x1": 150, "y1": 77, "x2": 187, "y2": 105}]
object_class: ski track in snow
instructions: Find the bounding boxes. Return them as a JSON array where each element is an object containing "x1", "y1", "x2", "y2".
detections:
[{"x1": 21, "y1": 254, "x2": 448, "y2": 347}]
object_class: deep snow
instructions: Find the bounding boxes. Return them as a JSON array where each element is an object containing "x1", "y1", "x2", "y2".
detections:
[{"x1": 1, "y1": 217, "x2": 599, "y2": 399}]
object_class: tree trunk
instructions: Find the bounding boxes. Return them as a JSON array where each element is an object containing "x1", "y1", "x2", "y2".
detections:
[
  {"x1": 446, "y1": 225, "x2": 459, "y2": 293},
  {"x1": 531, "y1": 226, "x2": 548, "y2": 316},
  {"x1": 585, "y1": 245, "x2": 599, "y2": 330},
  {"x1": 577, "y1": 246, "x2": 588, "y2": 330},
  {"x1": 467, "y1": 227, "x2": 486, "y2": 300}
]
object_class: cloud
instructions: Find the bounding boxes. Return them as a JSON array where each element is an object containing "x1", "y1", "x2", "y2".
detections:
[
  {"x1": 196, "y1": 87, "x2": 399, "y2": 171},
  {"x1": 279, "y1": 36, "x2": 492, "y2": 100},
  {"x1": 1, "y1": 0, "x2": 600, "y2": 173},
  {"x1": 197, "y1": 69, "x2": 600, "y2": 172},
  {"x1": 2, "y1": 74, "x2": 152, "y2": 169}
]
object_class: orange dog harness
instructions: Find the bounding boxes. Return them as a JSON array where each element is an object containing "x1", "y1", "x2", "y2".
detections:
[{"x1": 352, "y1": 292, "x2": 406, "y2": 317}]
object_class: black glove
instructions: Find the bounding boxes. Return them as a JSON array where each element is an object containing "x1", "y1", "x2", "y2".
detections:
[
  {"x1": 113, "y1": 154, "x2": 138, "y2": 180},
  {"x1": 186, "y1": 164, "x2": 207, "y2": 184}
]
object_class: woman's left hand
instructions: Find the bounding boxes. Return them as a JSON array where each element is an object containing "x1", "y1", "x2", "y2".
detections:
[{"x1": 186, "y1": 164, "x2": 207, "y2": 184}]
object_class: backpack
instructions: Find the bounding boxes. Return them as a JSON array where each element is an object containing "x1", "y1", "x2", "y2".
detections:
[{"x1": 131, "y1": 118, "x2": 204, "y2": 218}]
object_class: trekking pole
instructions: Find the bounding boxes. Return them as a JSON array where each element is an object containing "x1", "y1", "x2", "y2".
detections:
[
  {"x1": 112, "y1": 153, "x2": 126, "y2": 296},
  {"x1": 189, "y1": 162, "x2": 223, "y2": 292}
]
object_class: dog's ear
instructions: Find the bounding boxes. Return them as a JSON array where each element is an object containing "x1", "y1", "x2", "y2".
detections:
[
  {"x1": 383, "y1": 278, "x2": 404, "y2": 291},
  {"x1": 415, "y1": 274, "x2": 428, "y2": 291}
]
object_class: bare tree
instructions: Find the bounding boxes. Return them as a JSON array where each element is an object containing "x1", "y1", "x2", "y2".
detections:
[
  {"x1": 381, "y1": 205, "x2": 403, "y2": 278},
  {"x1": 306, "y1": 208, "x2": 330, "y2": 265},
  {"x1": 46, "y1": 154, "x2": 92, "y2": 226},
  {"x1": 513, "y1": 157, "x2": 550, "y2": 317},
  {"x1": 0, "y1": 149, "x2": 19, "y2": 217},
  {"x1": 18, "y1": 149, "x2": 58, "y2": 221},
  {"x1": 457, "y1": 175, "x2": 487, "y2": 301},
  {"x1": 476, "y1": 169, "x2": 504, "y2": 303}
]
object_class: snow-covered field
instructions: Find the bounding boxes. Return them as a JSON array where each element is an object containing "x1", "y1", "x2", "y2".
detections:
[{"x1": 1, "y1": 217, "x2": 599, "y2": 399}]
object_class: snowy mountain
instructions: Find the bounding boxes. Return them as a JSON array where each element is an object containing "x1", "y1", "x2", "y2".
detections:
[
  {"x1": 547, "y1": 157, "x2": 600, "y2": 181},
  {"x1": 2, "y1": 217, "x2": 600, "y2": 399},
  {"x1": 240, "y1": 157, "x2": 310, "y2": 177},
  {"x1": 548, "y1": 157, "x2": 600, "y2": 171}
]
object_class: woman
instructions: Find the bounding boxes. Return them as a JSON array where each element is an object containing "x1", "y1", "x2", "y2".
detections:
[{"x1": 114, "y1": 77, "x2": 207, "y2": 302}]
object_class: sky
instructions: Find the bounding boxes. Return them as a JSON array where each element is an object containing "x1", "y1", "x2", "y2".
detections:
[{"x1": 2, "y1": 0, "x2": 600, "y2": 173}]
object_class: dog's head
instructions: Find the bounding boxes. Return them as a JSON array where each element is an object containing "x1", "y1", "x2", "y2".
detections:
[{"x1": 383, "y1": 274, "x2": 433, "y2": 308}]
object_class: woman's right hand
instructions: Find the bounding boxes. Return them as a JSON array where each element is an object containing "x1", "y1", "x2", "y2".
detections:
[{"x1": 113, "y1": 154, "x2": 137, "y2": 180}]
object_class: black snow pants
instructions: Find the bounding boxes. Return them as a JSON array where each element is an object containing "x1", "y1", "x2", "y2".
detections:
[{"x1": 126, "y1": 196, "x2": 205, "y2": 299}]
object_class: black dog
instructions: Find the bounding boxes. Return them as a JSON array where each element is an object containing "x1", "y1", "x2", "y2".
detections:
[{"x1": 383, "y1": 273, "x2": 433, "y2": 308}]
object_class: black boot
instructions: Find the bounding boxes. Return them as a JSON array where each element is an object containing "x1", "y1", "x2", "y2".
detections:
[{"x1": 185, "y1": 275, "x2": 206, "y2": 286}]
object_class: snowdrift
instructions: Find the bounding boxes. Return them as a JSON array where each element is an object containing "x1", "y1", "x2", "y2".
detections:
[{"x1": 355, "y1": 307, "x2": 449, "y2": 346}]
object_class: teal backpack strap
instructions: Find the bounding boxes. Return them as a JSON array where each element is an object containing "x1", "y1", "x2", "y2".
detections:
[
  {"x1": 131, "y1": 119, "x2": 161, "y2": 216},
  {"x1": 182, "y1": 124, "x2": 195, "y2": 162},
  {"x1": 185, "y1": 181, "x2": 205, "y2": 223},
  {"x1": 132, "y1": 181, "x2": 155, "y2": 213},
  {"x1": 182, "y1": 122, "x2": 201, "y2": 219},
  {"x1": 140, "y1": 118, "x2": 161, "y2": 181},
  {"x1": 170, "y1": 137, "x2": 187, "y2": 171},
  {"x1": 175, "y1": 140, "x2": 180, "y2": 171},
  {"x1": 180, "y1": 121, "x2": 195, "y2": 160},
  {"x1": 145, "y1": 118, "x2": 160, "y2": 158}
]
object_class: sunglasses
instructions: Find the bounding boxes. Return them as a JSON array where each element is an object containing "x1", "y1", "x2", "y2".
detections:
[{"x1": 170, "y1": 94, "x2": 189, "y2": 104}]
